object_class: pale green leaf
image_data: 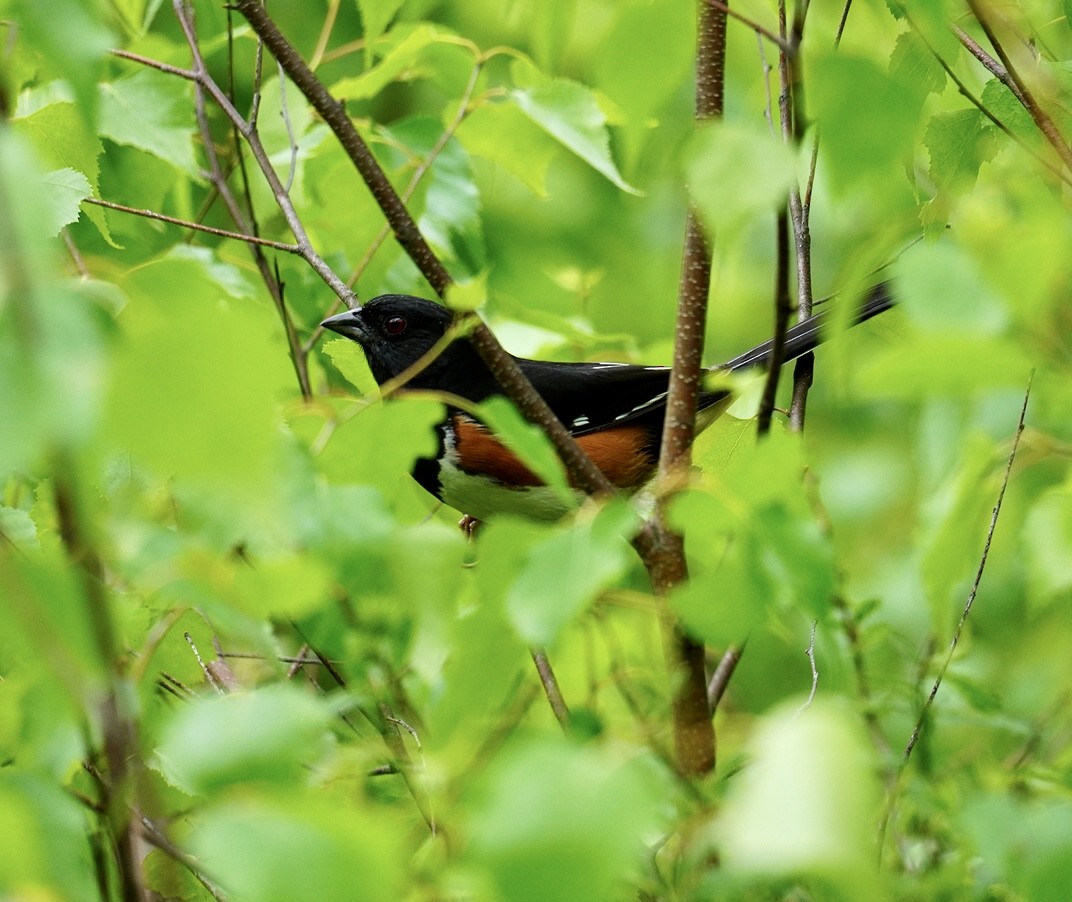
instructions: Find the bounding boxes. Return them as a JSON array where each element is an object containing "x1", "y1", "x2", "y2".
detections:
[
  {"x1": 686, "y1": 121, "x2": 796, "y2": 235},
  {"x1": 506, "y1": 500, "x2": 638, "y2": 645},
  {"x1": 474, "y1": 396, "x2": 570, "y2": 498},
  {"x1": 925, "y1": 109, "x2": 998, "y2": 193},
  {"x1": 155, "y1": 686, "x2": 332, "y2": 795},
  {"x1": 466, "y1": 739, "x2": 668, "y2": 902},
  {"x1": 718, "y1": 701, "x2": 881, "y2": 888},
  {"x1": 456, "y1": 100, "x2": 557, "y2": 196},
  {"x1": 329, "y1": 23, "x2": 450, "y2": 100},
  {"x1": 189, "y1": 796, "x2": 403, "y2": 902},
  {"x1": 99, "y1": 70, "x2": 198, "y2": 176},
  {"x1": 510, "y1": 62, "x2": 639, "y2": 194},
  {"x1": 40, "y1": 168, "x2": 91, "y2": 235}
]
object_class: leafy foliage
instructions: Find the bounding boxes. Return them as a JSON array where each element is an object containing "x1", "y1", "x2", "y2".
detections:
[{"x1": 1, "y1": 0, "x2": 1071, "y2": 898}]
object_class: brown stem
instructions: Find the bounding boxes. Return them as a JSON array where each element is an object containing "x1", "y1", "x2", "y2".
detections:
[
  {"x1": 643, "y1": 0, "x2": 728, "y2": 779},
  {"x1": 756, "y1": 208, "x2": 792, "y2": 435},
  {"x1": 965, "y1": 0, "x2": 1072, "y2": 173},
  {"x1": 531, "y1": 647, "x2": 571, "y2": 729}
]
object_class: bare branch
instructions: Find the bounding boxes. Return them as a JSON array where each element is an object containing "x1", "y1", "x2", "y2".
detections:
[
  {"x1": 965, "y1": 0, "x2": 1072, "y2": 172},
  {"x1": 85, "y1": 197, "x2": 302, "y2": 252},
  {"x1": 531, "y1": 647, "x2": 571, "y2": 729},
  {"x1": 708, "y1": 643, "x2": 744, "y2": 710},
  {"x1": 879, "y1": 372, "x2": 1033, "y2": 855}
]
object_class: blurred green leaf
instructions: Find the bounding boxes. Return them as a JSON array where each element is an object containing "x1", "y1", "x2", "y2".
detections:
[
  {"x1": 1024, "y1": 486, "x2": 1072, "y2": 606},
  {"x1": 718, "y1": 701, "x2": 880, "y2": 888},
  {"x1": 11, "y1": 0, "x2": 114, "y2": 126},
  {"x1": 188, "y1": 794, "x2": 403, "y2": 902},
  {"x1": 465, "y1": 739, "x2": 668, "y2": 902},
  {"x1": 357, "y1": 0, "x2": 406, "y2": 67},
  {"x1": 506, "y1": 500, "x2": 638, "y2": 646},
  {"x1": 889, "y1": 31, "x2": 947, "y2": 101},
  {"x1": 330, "y1": 23, "x2": 454, "y2": 100},
  {"x1": 0, "y1": 773, "x2": 98, "y2": 900},
  {"x1": 810, "y1": 52, "x2": 917, "y2": 192},
  {"x1": 894, "y1": 240, "x2": 1009, "y2": 335},
  {"x1": 687, "y1": 121, "x2": 796, "y2": 235},
  {"x1": 156, "y1": 685, "x2": 333, "y2": 795},
  {"x1": 457, "y1": 101, "x2": 558, "y2": 196}
]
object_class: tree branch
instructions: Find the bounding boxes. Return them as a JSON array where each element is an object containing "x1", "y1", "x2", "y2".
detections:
[{"x1": 230, "y1": 0, "x2": 616, "y2": 505}]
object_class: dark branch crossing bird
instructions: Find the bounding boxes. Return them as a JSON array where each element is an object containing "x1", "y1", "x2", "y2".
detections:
[{"x1": 322, "y1": 285, "x2": 894, "y2": 522}]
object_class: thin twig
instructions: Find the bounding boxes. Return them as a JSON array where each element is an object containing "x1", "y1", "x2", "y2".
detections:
[
  {"x1": 879, "y1": 372, "x2": 1033, "y2": 856},
  {"x1": 85, "y1": 197, "x2": 301, "y2": 252},
  {"x1": 140, "y1": 816, "x2": 227, "y2": 902},
  {"x1": 707, "y1": 643, "x2": 744, "y2": 710},
  {"x1": 705, "y1": 0, "x2": 792, "y2": 54},
  {"x1": 531, "y1": 647, "x2": 571, "y2": 729},
  {"x1": 795, "y1": 619, "x2": 819, "y2": 715}
]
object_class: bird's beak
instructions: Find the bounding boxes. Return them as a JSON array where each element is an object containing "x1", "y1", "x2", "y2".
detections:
[{"x1": 321, "y1": 308, "x2": 366, "y2": 341}]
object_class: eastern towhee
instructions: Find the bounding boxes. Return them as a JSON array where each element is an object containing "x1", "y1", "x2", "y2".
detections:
[{"x1": 322, "y1": 284, "x2": 893, "y2": 521}]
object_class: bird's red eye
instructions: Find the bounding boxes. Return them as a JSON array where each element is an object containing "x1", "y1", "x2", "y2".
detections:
[{"x1": 384, "y1": 315, "x2": 407, "y2": 336}]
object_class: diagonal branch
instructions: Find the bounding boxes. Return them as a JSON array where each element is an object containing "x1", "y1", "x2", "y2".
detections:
[
  {"x1": 964, "y1": 0, "x2": 1072, "y2": 173},
  {"x1": 230, "y1": 0, "x2": 616, "y2": 503}
]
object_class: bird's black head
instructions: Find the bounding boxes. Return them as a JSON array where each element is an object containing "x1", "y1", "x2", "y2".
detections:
[{"x1": 321, "y1": 294, "x2": 457, "y2": 387}]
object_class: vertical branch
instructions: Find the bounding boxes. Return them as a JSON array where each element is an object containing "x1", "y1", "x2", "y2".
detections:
[
  {"x1": 776, "y1": 0, "x2": 816, "y2": 431},
  {"x1": 53, "y1": 468, "x2": 146, "y2": 902},
  {"x1": 641, "y1": 0, "x2": 729, "y2": 778}
]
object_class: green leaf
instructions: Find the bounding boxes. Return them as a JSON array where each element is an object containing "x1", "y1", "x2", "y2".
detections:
[
  {"x1": 856, "y1": 335, "x2": 1033, "y2": 398},
  {"x1": 99, "y1": 70, "x2": 199, "y2": 176},
  {"x1": 893, "y1": 240, "x2": 1009, "y2": 335},
  {"x1": 505, "y1": 500, "x2": 638, "y2": 646},
  {"x1": 466, "y1": 739, "x2": 668, "y2": 902},
  {"x1": 510, "y1": 61, "x2": 639, "y2": 194},
  {"x1": 323, "y1": 336, "x2": 379, "y2": 396},
  {"x1": 718, "y1": 701, "x2": 880, "y2": 888},
  {"x1": 11, "y1": 101, "x2": 112, "y2": 244},
  {"x1": 979, "y1": 78, "x2": 1037, "y2": 140},
  {"x1": 810, "y1": 52, "x2": 917, "y2": 192},
  {"x1": 329, "y1": 23, "x2": 452, "y2": 100},
  {"x1": 474, "y1": 396, "x2": 570, "y2": 498},
  {"x1": 0, "y1": 507, "x2": 37, "y2": 550},
  {"x1": 889, "y1": 31, "x2": 947, "y2": 100},
  {"x1": 105, "y1": 252, "x2": 287, "y2": 497},
  {"x1": 686, "y1": 121, "x2": 796, "y2": 235},
  {"x1": 456, "y1": 100, "x2": 557, "y2": 196},
  {"x1": 188, "y1": 795, "x2": 403, "y2": 902},
  {"x1": 155, "y1": 685, "x2": 333, "y2": 795},
  {"x1": 356, "y1": 0, "x2": 406, "y2": 66},
  {"x1": 925, "y1": 109, "x2": 998, "y2": 193},
  {"x1": 40, "y1": 168, "x2": 91, "y2": 235},
  {"x1": 0, "y1": 133, "x2": 107, "y2": 474},
  {"x1": 1024, "y1": 487, "x2": 1072, "y2": 606},
  {"x1": 11, "y1": 0, "x2": 114, "y2": 126}
]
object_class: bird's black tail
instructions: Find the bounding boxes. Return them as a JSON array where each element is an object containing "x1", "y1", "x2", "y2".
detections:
[{"x1": 720, "y1": 282, "x2": 894, "y2": 373}]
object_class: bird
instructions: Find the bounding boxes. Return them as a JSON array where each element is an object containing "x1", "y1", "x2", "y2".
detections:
[{"x1": 321, "y1": 285, "x2": 894, "y2": 522}]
